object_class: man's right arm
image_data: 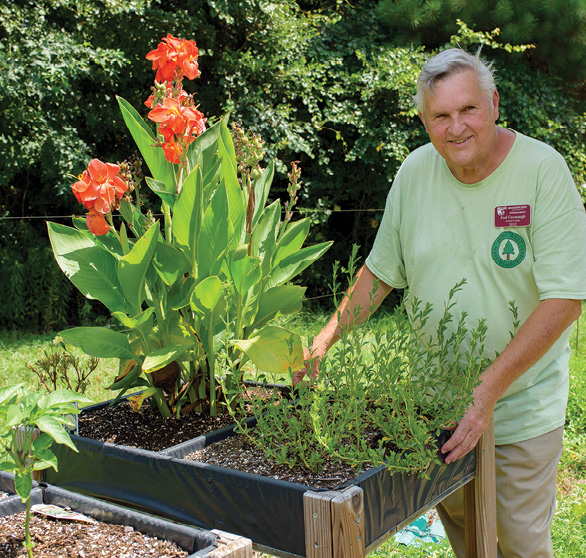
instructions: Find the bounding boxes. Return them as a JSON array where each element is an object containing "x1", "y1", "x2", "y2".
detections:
[{"x1": 293, "y1": 264, "x2": 393, "y2": 385}]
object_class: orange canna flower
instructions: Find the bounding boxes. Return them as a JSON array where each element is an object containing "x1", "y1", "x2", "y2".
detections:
[
  {"x1": 86, "y1": 210, "x2": 110, "y2": 236},
  {"x1": 72, "y1": 159, "x2": 128, "y2": 235},
  {"x1": 146, "y1": 35, "x2": 200, "y2": 83},
  {"x1": 161, "y1": 137, "x2": 184, "y2": 164},
  {"x1": 148, "y1": 97, "x2": 192, "y2": 136},
  {"x1": 144, "y1": 84, "x2": 189, "y2": 108}
]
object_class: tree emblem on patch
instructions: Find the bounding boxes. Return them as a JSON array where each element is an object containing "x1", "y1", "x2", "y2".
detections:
[{"x1": 491, "y1": 231, "x2": 526, "y2": 268}]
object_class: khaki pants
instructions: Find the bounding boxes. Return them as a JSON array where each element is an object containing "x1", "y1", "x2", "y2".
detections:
[{"x1": 436, "y1": 427, "x2": 563, "y2": 558}]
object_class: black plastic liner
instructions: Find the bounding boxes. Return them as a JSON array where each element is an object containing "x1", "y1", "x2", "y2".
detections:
[
  {"x1": 43, "y1": 485, "x2": 218, "y2": 557},
  {"x1": 0, "y1": 474, "x2": 220, "y2": 558},
  {"x1": 46, "y1": 405, "x2": 475, "y2": 557},
  {"x1": 0, "y1": 471, "x2": 44, "y2": 516}
]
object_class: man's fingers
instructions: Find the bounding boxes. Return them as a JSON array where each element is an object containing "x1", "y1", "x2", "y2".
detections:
[{"x1": 441, "y1": 425, "x2": 480, "y2": 464}]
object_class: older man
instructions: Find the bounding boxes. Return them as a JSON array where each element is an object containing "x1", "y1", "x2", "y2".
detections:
[{"x1": 296, "y1": 48, "x2": 586, "y2": 557}]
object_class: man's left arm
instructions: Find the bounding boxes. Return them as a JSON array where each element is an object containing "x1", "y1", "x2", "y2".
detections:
[{"x1": 441, "y1": 297, "x2": 582, "y2": 463}]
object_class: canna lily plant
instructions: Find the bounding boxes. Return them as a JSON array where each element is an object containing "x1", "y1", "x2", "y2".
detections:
[{"x1": 48, "y1": 35, "x2": 331, "y2": 418}]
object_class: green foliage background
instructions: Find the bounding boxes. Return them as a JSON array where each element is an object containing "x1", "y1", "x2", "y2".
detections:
[{"x1": 1, "y1": 0, "x2": 585, "y2": 330}]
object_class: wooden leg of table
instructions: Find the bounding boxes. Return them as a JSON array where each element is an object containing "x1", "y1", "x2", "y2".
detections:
[
  {"x1": 464, "y1": 417, "x2": 497, "y2": 557},
  {"x1": 304, "y1": 486, "x2": 365, "y2": 558}
]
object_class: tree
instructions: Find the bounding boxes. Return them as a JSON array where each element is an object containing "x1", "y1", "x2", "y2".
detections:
[{"x1": 375, "y1": 0, "x2": 586, "y2": 81}]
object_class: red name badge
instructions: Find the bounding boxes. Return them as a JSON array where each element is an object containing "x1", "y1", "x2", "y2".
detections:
[{"x1": 495, "y1": 205, "x2": 531, "y2": 227}]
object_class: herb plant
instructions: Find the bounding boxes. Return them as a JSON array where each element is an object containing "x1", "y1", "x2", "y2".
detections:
[
  {"x1": 234, "y1": 250, "x2": 492, "y2": 478},
  {"x1": 0, "y1": 384, "x2": 91, "y2": 558}
]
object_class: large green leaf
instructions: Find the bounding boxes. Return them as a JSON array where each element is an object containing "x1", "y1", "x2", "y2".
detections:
[
  {"x1": 190, "y1": 276, "x2": 224, "y2": 358},
  {"x1": 191, "y1": 276, "x2": 224, "y2": 313},
  {"x1": 218, "y1": 120, "x2": 238, "y2": 182},
  {"x1": 142, "y1": 343, "x2": 195, "y2": 373},
  {"x1": 229, "y1": 253, "x2": 262, "y2": 297},
  {"x1": 250, "y1": 285, "x2": 306, "y2": 331},
  {"x1": 112, "y1": 308, "x2": 154, "y2": 330},
  {"x1": 118, "y1": 223, "x2": 160, "y2": 314},
  {"x1": 267, "y1": 242, "x2": 333, "y2": 288},
  {"x1": 228, "y1": 252, "x2": 263, "y2": 329},
  {"x1": 39, "y1": 390, "x2": 93, "y2": 410},
  {"x1": 234, "y1": 326, "x2": 304, "y2": 374},
  {"x1": 117, "y1": 96, "x2": 176, "y2": 188},
  {"x1": 35, "y1": 415, "x2": 78, "y2": 451},
  {"x1": 60, "y1": 327, "x2": 135, "y2": 360},
  {"x1": 47, "y1": 222, "x2": 127, "y2": 313},
  {"x1": 0, "y1": 384, "x2": 24, "y2": 406},
  {"x1": 172, "y1": 166, "x2": 203, "y2": 267},
  {"x1": 152, "y1": 242, "x2": 191, "y2": 287},
  {"x1": 187, "y1": 119, "x2": 222, "y2": 170},
  {"x1": 14, "y1": 472, "x2": 32, "y2": 502},
  {"x1": 197, "y1": 181, "x2": 233, "y2": 278},
  {"x1": 145, "y1": 177, "x2": 177, "y2": 207},
  {"x1": 273, "y1": 218, "x2": 311, "y2": 267},
  {"x1": 250, "y1": 200, "x2": 280, "y2": 275},
  {"x1": 251, "y1": 160, "x2": 275, "y2": 229},
  {"x1": 217, "y1": 121, "x2": 245, "y2": 246}
]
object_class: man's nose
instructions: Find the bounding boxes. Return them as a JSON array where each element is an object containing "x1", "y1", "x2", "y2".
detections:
[{"x1": 448, "y1": 115, "x2": 466, "y2": 136}]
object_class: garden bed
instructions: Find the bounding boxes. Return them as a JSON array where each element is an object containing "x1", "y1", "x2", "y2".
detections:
[
  {"x1": 46, "y1": 401, "x2": 476, "y2": 557},
  {"x1": 0, "y1": 473, "x2": 237, "y2": 558}
]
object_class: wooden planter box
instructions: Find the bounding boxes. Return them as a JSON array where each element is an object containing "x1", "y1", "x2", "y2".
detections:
[
  {"x1": 44, "y1": 398, "x2": 496, "y2": 557},
  {"x1": 0, "y1": 472, "x2": 252, "y2": 558}
]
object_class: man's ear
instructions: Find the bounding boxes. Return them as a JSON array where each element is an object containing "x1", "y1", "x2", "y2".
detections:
[
  {"x1": 418, "y1": 111, "x2": 427, "y2": 132},
  {"x1": 492, "y1": 89, "x2": 500, "y2": 122}
]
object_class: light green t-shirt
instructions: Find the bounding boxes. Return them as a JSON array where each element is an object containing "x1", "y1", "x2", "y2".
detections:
[{"x1": 366, "y1": 131, "x2": 586, "y2": 444}]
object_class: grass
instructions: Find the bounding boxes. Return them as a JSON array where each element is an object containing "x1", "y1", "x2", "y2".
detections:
[{"x1": 1, "y1": 306, "x2": 586, "y2": 556}]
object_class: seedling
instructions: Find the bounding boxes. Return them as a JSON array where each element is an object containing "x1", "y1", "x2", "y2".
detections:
[{"x1": 0, "y1": 384, "x2": 92, "y2": 557}]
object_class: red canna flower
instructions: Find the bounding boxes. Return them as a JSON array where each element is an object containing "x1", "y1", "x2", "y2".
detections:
[{"x1": 146, "y1": 35, "x2": 200, "y2": 84}]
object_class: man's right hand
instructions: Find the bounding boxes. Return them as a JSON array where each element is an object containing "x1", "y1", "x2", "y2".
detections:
[{"x1": 292, "y1": 346, "x2": 323, "y2": 386}]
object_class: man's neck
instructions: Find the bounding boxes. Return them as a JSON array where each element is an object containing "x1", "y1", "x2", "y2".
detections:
[{"x1": 449, "y1": 127, "x2": 516, "y2": 184}]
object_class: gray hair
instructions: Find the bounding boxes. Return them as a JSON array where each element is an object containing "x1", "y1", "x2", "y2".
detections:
[{"x1": 414, "y1": 48, "x2": 496, "y2": 113}]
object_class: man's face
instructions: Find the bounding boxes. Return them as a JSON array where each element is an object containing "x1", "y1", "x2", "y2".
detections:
[{"x1": 419, "y1": 69, "x2": 500, "y2": 183}]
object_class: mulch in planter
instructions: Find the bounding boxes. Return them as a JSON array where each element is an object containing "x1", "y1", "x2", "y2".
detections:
[
  {"x1": 0, "y1": 511, "x2": 189, "y2": 558},
  {"x1": 184, "y1": 432, "x2": 360, "y2": 490}
]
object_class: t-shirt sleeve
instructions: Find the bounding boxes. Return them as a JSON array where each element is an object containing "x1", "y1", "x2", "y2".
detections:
[
  {"x1": 365, "y1": 176, "x2": 409, "y2": 290},
  {"x1": 532, "y1": 153, "x2": 586, "y2": 300}
]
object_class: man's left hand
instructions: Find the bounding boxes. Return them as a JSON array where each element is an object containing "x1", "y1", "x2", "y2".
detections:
[{"x1": 440, "y1": 386, "x2": 496, "y2": 464}]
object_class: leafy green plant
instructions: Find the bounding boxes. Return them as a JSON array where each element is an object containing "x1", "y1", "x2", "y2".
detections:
[
  {"x1": 0, "y1": 384, "x2": 91, "y2": 558},
  {"x1": 232, "y1": 252, "x2": 490, "y2": 477},
  {"x1": 47, "y1": 35, "x2": 331, "y2": 419}
]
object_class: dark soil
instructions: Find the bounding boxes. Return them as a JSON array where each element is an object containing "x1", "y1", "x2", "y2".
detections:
[
  {"x1": 77, "y1": 400, "x2": 236, "y2": 452},
  {"x1": 0, "y1": 511, "x2": 188, "y2": 557},
  {"x1": 77, "y1": 386, "x2": 286, "y2": 452}
]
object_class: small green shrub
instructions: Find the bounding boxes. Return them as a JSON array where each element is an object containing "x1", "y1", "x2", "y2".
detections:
[{"x1": 232, "y1": 251, "x2": 490, "y2": 476}]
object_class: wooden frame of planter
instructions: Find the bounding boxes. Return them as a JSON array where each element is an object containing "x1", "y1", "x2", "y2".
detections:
[
  {"x1": 302, "y1": 419, "x2": 496, "y2": 558},
  {"x1": 44, "y1": 397, "x2": 496, "y2": 558}
]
